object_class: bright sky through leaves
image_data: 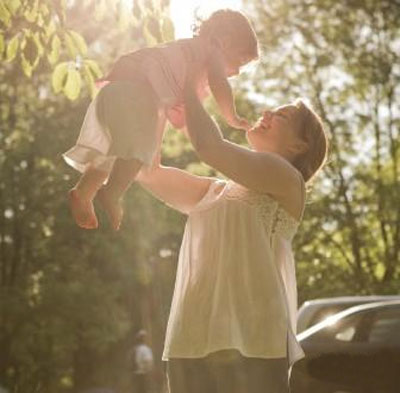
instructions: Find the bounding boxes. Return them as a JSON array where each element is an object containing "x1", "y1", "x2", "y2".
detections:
[{"x1": 170, "y1": 0, "x2": 242, "y2": 38}]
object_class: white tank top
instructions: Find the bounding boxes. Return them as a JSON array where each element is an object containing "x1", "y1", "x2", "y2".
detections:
[{"x1": 162, "y1": 179, "x2": 306, "y2": 367}]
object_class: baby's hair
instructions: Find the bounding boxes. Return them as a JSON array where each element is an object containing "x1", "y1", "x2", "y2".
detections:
[{"x1": 192, "y1": 9, "x2": 259, "y2": 59}]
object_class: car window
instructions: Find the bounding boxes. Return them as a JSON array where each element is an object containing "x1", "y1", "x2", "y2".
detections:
[
  {"x1": 367, "y1": 308, "x2": 400, "y2": 345},
  {"x1": 312, "y1": 313, "x2": 364, "y2": 343},
  {"x1": 308, "y1": 305, "x2": 350, "y2": 328}
]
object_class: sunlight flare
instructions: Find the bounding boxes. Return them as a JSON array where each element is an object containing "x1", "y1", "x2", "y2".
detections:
[{"x1": 170, "y1": 0, "x2": 243, "y2": 38}]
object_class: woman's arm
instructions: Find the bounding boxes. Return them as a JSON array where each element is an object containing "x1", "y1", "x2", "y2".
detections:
[
  {"x1": 137, "y1": 163, "x2": 215, "y2": 214},
  {"x1": 183, "y1": 76, "x2": 300, "y2": 198}
]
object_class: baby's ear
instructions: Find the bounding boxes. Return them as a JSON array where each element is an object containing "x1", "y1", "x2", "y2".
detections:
[{"x1": 208, "y1": 36, "x2": 223, "y2": 50}]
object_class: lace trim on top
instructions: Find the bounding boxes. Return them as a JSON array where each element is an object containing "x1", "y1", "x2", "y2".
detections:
[{"x1": 224, "y1": 181, "x2": 300, "y2": 240}]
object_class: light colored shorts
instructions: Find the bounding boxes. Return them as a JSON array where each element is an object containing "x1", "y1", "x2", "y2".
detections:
[{"x1": 63, "y1": 80, "x2": 166, "y2": 174}]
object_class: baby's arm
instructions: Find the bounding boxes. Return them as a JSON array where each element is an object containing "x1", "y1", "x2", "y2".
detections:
[{"x1": 207, "y1": 50, "x2": 250, "y2": 130}]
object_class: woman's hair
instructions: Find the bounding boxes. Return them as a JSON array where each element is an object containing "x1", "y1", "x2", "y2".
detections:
[
  {"x1": 292, "y1": 99, "x2": 329, "y2": 187},
  {"x1": 192, "y1": 9, "x2": 258, "y2": 59}
]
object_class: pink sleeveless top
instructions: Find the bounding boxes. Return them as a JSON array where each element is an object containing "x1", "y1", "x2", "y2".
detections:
[{"x1": 98, "y1": 38, "x2": 209, "y2": 108}]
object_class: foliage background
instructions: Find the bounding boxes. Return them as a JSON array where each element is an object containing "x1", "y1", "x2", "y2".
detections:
[{"x1": 0, "y1": 0, "x2": 399, "y2": 391}]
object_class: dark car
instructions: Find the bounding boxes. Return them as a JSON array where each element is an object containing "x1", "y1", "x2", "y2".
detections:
[
  {"x1": 291, "y1": 300, "x2": 400, "y2": 393},
  {"x1": 297, "y1": 295, "x2": 400, "y2": 333}
]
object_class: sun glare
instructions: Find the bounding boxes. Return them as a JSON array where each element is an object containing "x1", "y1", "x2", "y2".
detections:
[{"x1": 170, "y1": 0, "x2": 243, "y2": 38}]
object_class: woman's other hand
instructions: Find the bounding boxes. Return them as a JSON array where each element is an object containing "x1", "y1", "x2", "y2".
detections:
[{"x1": 166, "y1": 104, "x2": 186, "y2": 129}]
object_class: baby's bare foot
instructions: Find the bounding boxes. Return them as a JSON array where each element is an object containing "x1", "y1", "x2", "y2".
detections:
[
  {"x1": 97, "y1": 188, "x2": 123, "y2": 231},
  {"x1": 68, "y1": 189, "x2": 98, "y2": 229}
]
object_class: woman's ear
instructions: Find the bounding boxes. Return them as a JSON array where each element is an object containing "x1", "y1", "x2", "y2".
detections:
[
  {"x1": 290, "y1": 139, "x2": 308, "y2": 156},
  {"x1": 298, "y1": 140, "x2": 309, "y2": 154}
]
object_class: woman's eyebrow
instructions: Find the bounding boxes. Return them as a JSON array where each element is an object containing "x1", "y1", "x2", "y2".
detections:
[{"x1": 274, "y1": 109, "x2": 288, "y2": 119}]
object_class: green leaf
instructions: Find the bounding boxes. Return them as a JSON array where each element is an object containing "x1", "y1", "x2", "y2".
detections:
[
  {"x1": 0, "y1": 33, "x2": 4, "y2": 56},
  {"x1": 6, "y1": 0, "x2": 21, "y2": 14},
  {"x1": 47, "y1": 35, "x2": 61, "y2": 65},
  {"x1": 24, "y1": 0, "x2": 39, "y2": 23},
  {"x1": 64, "y1": 31, "x2": 77, "y2": 58},
  {"x1": 83, "y1": 64, "x2": 96, "y2": 99},
  {"x1": 84, "y1": 59, "x2": 102, "y2": 79},
  {"x1": 37, "y1": 11, "x2": 45, "y2": 28},
  {"x1": 146, "y1": 15, "x2": 162, "y2": 42},
  {"x1": 132, "y1": 0, "x2": 142, "y2": 20},
  {"x1": 44, "y1": 20, "x2": 56, "y2": 37},
  {"x1": 6, "y1": 34, "x2": 19, "y2": 62},
  {"x1": 117, "y1": 0, "x2": 131, "y2": 29},
  {"x1": 143, "y1": 0, "x2": 155, "y2": 12},
  {"x1": 0, "y1": 2, "x2": 11, "y2": 27},
  {"x1": 63, "y1": 68, "x2": 81, "y2": 100},
  {"x1": 143, "y1": 24, "x2": 157, "y2": 46},
  {"x1": 54, "y1": 0, "x2": 66, "y2": 25},
  {"x1": 52, "y1": 62, "x2": 68, "y2": 93},
  {"x1": 94, "y1": 0, "x2": 106, "y2": 21},
  {"x1": 21, "y1": 54, "x2": 33, "y2": 77},
  {"x1": 68, "y1": 30, "x2": 87, "y2": 56},
  {"x1": 23, "y1": 36, "x2": 38, "y2": 65},
  {"x1": 40, "y1": 3, "x2": 49, "y2": 17},
  {"x1": 162, "y1": 15, "x2": 175, "y2": 42},
  {"x1": 143, "y1": 16, "x2": 161, "y2": 46},
  {"x1": 32, "y1": 32, "x2": 44, "y2": 59}
]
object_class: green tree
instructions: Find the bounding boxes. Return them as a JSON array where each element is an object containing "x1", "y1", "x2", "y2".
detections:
[
  {"x1": 1, "y1": 0, "x2": 174, "y2": 100},
  {"x1": 244, "y1": 0, "x2": 400, "y2": 300},
  {"x1": 0, "y1": 1, "x2": 182, "y2": 391}
]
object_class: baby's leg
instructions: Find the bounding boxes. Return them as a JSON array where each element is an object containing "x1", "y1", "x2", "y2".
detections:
[
  {"x1": 97, "y1": 158, "x2": 142, "y2": 231},
  {"x1": 68, "y1": 167, "x2": 108, "y2": 229},
  {"x1": 94, "y1": 79, "x2": 165, "y2": 230}
]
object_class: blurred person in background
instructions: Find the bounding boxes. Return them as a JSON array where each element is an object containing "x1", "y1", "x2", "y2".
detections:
[{"x1": 129, "y1": 330, "x2": 154, "y2": 393}]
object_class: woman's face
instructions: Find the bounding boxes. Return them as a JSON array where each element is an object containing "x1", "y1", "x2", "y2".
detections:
[{"x1": 247, "y1": 104, "x2": 305, "y2": 159}]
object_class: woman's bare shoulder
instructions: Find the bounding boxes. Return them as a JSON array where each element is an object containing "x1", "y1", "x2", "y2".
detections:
[{"x1": 274, "y1": 170, "x2": 305, "y2": 222}]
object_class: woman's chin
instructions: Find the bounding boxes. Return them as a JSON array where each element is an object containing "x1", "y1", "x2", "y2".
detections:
[
  {"x1": 246, "y1": 131, "x2": 257, "y2": 151},
  {"x1": 246, "y1": 129, "x2": 259, "y2": 145},
  {"x1": 245, "y1": 131, "x2": 253, "y2": 146}
]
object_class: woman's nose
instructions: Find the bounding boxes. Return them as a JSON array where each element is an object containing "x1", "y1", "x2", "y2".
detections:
[
  {"x1": 261, "y1": 111, "x2": 273, "y2": 126},
  {"x1": 262, "y1": 110, "x2": 273, "y2": 119}
]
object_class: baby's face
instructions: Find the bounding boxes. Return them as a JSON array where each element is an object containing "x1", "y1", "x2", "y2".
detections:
[
  {"x1": 219, "y1": 38, "x2": 258, "y2": 77},
  {"x1": 226, "y1": 50, "x2": 257, "y2": 76}
]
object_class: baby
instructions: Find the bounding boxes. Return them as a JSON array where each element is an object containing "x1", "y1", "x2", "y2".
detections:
[{"x1": 63, "y1": 9, "x2": 259, "y2": 230}]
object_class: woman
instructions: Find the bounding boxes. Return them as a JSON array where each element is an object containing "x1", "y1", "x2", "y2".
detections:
[{"x1": 136, "y1": 67, "x2": 329, "y2": 392}]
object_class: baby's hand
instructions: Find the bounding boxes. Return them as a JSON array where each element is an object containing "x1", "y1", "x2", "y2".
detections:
[{"x1": 228, "y1": 116, "x2": 251, "y2": 131}]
